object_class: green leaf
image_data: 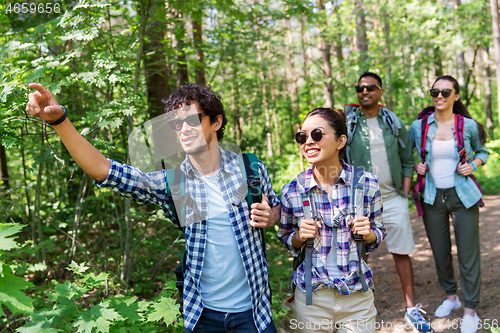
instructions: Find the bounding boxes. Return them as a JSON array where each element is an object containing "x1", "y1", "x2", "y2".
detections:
[
  {"x1": 147, "y1": 296, "x2": 179, "y2": 325},
  {"x1": 0, "y1": 264, "x2": 34, "y2": 315},
  {"x1": 0, "y1": 223, "x2": 25, "y2": 250},
  {"x1": 50, "y1": 280, "x2": 81, "y2": 301},
  {"x1": 73, "y1": 303, "x2": 123, "y2": 333},
  {"x1": 81, "y1": 272, "x2": 108, "y2": 289},
  {"x1": 108, "y1": 296, "x2": 143, "y2": 323},
  {"x1": 67, "y1": 261, "x2": 90, "y2": 276},
  {"x1": 16, "y1": 317, "x2": 62, "y2": 333}
]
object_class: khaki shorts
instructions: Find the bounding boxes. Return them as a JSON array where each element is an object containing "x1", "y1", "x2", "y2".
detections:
[
  {"x1": 382, "y1": 194, "x2": 415, "y2": 255},
  {"x1": 292, "y1": 288, "x2": 377, "y2": 333}
]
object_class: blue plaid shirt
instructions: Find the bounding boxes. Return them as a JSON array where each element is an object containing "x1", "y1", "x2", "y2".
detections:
[
  {"x1": 95, "y1": 147, "x2": 280, "y2": 332},
  {"x1": 278, "y1": 162, "x2": 386, "y2": 295}
]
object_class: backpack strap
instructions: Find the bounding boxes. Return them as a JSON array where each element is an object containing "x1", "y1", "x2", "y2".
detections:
[
  {"x1": 412, "y1": 116, "x2": 430, "y2": 217},
  {"x1": 242, "y1": 153, "x2": 262, "y2": 205},
  {"x1": 296, "y1": 171, "x2": 314, "y2": 306},
  {"x1": 344, "y1": 105, "x2": 359, "y2": 165},
  {"x1": 455, "y1": 114, "x2": 467, "y2": 163},
  {"x1": 166, "y1": 168, "x2": 186, "y2": 313},
  {"x1": 166, "y1": 167, "x2": 184, "y2": 231},
  {"x1": 380, "y1": 108, "x2": 406, "y2": 149},
  {"x1": 350, "y1": 166, "x2": 368, "y2": 293}
]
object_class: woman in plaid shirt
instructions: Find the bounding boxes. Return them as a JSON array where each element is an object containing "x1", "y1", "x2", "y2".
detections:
[{"x1": 278, "y1": 108, "x2": 386, "y2": 333}]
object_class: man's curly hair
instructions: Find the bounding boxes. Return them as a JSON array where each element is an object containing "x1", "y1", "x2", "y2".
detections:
[{"x1": 162, "y1": 83, "x2": 227, "y2": 141}]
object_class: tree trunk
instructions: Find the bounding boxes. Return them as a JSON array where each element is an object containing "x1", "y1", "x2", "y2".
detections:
[
  {"x1": 355, "y1": 0, "x2": 369, "y2": 69},
  {"x1": 484, "y1": 49, "x2": 495, "y2": 136},
  {"x1": 175, "y1": 11, "x2": 189, "y2": 86},
  {"x1": 192, "y1": 10, "x2": 206, "y2": 85},
  {"x1": 284, "y1": 17, "x2": 304, "y2": 171},
  {"x1": 317, "y1": 0, "x2": 334, "y2": 108},
  {"x1": 382, "y1": 1, "x2": 394, "y2": 110},
  {"x1": 69, "y1": 174, "x2": 88, "y2": 262},
  {"x1": 434, "y1": 46, "x2": 444, "y2": 77},
  {"x1": 490, "y1": 0, "x2": 500, "y2": 133},
  {"x1": 0, "y1": 144, "x2": 9, "y2": 190},
  {"x1": 300, "y1": 19, "x2": 311, "y2": 107},
  {"x1": 144, "y1": 1, "x2": 171, "y2": 119}
]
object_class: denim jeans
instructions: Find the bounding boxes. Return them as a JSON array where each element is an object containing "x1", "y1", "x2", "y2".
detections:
[{"x1": 185, "y1": 308, "x2": 278, "y2": 333}]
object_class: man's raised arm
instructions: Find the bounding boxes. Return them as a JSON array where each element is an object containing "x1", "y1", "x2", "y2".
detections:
[{"x1": 26, "y1": 83, "x2": 111, "y2": 182}]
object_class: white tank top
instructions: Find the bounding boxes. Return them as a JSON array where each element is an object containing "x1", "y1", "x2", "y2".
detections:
[{"x1": 430, "y1": 139, "x2": 458, "y2": 189}]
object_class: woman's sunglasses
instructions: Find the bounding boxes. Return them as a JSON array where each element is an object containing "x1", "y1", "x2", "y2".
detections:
[
  {"x1": 295, "y1": 128, "x2": 324, "y2": 144},
  {"x1": 355, "y1": 84, "x2": 381, "y2": 93},
  {"x1": 168, "y1": 113, "x2": 206, "y2": 131},
  {"x1": 429, "y1": 88, "x2": 454, "y2": 98}
]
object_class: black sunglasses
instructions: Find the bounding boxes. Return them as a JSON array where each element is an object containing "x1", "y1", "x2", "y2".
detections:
[
  {"x1": 168, "y1": 113, "x2": 206, "y2": 131},
  {"x1": 355, "y1": 84, "x2": 381, "y2": 93},
  {"x1": 429, "y1": 88, "x2": 454, "y2": 98},
  {"x1": 295, "y1": 128, "x2": 324, "y2": 144}
]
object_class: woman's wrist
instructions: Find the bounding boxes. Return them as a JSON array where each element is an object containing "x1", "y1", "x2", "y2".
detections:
[{"x1": 470, "y1": 162, "x2": 477, "y2": 173}]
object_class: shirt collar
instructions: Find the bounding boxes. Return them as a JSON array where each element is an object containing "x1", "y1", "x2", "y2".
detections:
[
  {"x1": 181, "y1": 146, "x2": 239, "y2": 178},
  {"x1": 303, "y1": 160, "x2": 349, "y2": 192},
  {"x1": 426, "y1": 113, "x2": 437, "y2": 124}
]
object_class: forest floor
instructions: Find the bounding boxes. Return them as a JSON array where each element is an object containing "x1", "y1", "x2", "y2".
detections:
[{"x1": 279, "y1": 195, "x2": 500, "y2": 333}]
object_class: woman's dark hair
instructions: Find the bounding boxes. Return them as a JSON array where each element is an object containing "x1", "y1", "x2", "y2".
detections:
[
  {"x1": 433, "y1": 75, "x2": 487, "y2": 145},
  {"x1": 304, "y1": 107, "x2": 347, "y2": 156},
  {"x1": 163, "y1": 83, "x2": 227, "y2": 141}
]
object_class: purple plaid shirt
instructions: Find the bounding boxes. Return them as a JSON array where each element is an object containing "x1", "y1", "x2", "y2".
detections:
[{"x1": 278, "y1": 161, "x2": 386, "y2": 295}]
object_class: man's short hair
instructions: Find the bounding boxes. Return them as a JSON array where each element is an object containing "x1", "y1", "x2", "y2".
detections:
[
  {"x1": 358, "y1": 72, "x2": 383, "y2": 87},
  {"x1": 163, "y1": 83, "x2": 228, "y2": 141}
]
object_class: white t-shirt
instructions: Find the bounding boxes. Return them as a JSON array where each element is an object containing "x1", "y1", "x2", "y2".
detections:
[
  {"x1": 199, "y1": 171, "x2": 252, "y2": 312},
  {"x1": 367, "y1": 117, "x2": 397, "y2": 201},
  {"x1": 430, "y1": 139, "x2": 458, "y2": 189}
]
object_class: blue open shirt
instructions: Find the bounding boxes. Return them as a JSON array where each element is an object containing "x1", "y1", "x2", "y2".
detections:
[{"x1": 409, "y1": 114, "x2": 490, "y2": 209}]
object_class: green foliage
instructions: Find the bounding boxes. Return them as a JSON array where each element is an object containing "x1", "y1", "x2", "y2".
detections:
[
  {"x1": 0, "y1": 264, "x2": 35, "y2": 316},
  {"x1": 1, "y1": 0, "x2": 500, "y2": 330},
  {"x1": 17, "y1": 262, "x2": 183, "y2": 332},
  {"x1": 475, "y1": 139, "x2": 500, "y2": 195}
]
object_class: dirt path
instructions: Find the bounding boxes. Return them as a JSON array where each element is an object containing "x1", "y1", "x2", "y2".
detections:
[{"x1": 371, "y1": 195, "x2": 500, "y2": 332}]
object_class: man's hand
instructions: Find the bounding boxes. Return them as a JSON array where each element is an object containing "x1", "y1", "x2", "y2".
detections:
[
  {"x1": 26, "y1": 83, "x2": 64, "y2": 123},
  {"x1": 456, "y1": 162, "x2": 474, "y2": 176},
  {"x1": 415, "y1": 162, "x2": 428, "y2": 176},
  {"x1": 250, "y1": 194, "x2": 276, "y2": 228},
  {"x1": 348, "y1": 216, "x2": 376, "y2": 244}
]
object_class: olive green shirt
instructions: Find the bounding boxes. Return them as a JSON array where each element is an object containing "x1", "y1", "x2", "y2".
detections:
[{"x1": 347, "y1": 107, "x2": 414, "y2": 197}]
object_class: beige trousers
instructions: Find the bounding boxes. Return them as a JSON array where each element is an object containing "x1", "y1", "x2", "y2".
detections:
[{"x1": 292, "y1": 288, "x2": 377, "y2": 333}]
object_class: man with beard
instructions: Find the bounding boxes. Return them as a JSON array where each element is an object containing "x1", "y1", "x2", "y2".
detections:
[{"x1": 345, "y1": 72, "x2": 432, "y2": 333}]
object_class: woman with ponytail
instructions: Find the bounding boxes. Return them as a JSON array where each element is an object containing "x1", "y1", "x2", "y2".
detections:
[
  {"x1": 409, "y1": 76, "x2": 489, "y2": 333},
  {"x1": 278, "y1": 108, "x2": 386, "y2": 333}
]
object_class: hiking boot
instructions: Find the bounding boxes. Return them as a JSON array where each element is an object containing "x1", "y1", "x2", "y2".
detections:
[
  {"x1": 435, "y1": 297, "x2": 461, "y2": 317},
  {"x1": 405, "y1": 304, "x2": 433, "y2": 333},
  {"x1": 461, "y1": 313, "x2": 480, "y2": 333}
]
